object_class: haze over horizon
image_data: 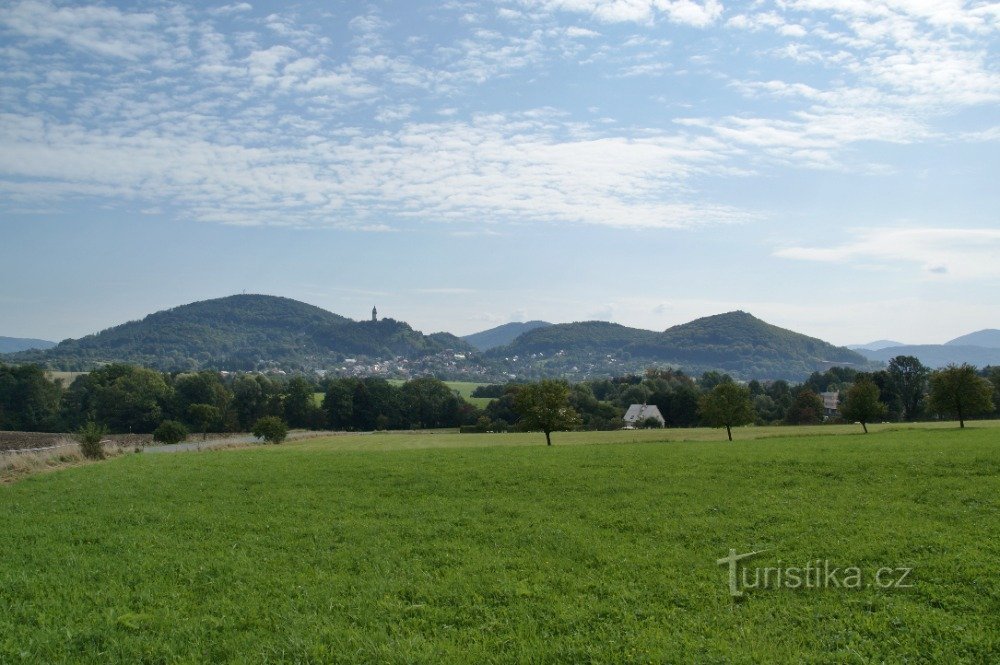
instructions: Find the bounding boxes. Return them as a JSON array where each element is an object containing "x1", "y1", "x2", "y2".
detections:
[{"x1": 1, "y1": 1, "x2": 998, "y2": 346}]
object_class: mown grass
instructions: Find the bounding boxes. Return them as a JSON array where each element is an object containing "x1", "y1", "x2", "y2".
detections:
[{"x1": 1, "y1": 425, "x2": 998, "y2": 662}]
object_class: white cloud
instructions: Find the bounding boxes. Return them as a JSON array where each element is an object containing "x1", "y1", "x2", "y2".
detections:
[
  {"x1": 0, "y1": 0, "x2": 997, "y2": 234},
  {"x1": 0, "y1": 108, "x2": 749, "y2": 229},
  {"x1": 0, "y1": 0, "x2": 162, "y2": 60},
  {"x1": 209, "y1": 3, "x2": 252, "y2": 16},
  {"x1": 775, "y1": 228, "x2": 1000, "y2": 280},
  {"x1": 513, "y1": 0, "x2": 723, "y2": 26}
]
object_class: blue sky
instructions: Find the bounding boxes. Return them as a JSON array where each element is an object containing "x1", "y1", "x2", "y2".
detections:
[{"x1": 1, "y1": 0, "x2": 998, "y2": 345}]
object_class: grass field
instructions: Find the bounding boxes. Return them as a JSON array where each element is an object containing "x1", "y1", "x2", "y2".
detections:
[
  {"x1": 316, "y1": 380, "x2": 493, "y2": 409},
  {"x1": 1, "y1": 424, "x2": 998, "y2": 662}
]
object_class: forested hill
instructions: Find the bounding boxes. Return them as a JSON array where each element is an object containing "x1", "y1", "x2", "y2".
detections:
[
  {"x1": 486, "y1": 321, "x2": 660, "y2": 356},
  {"x1": 0, "y1": 337, "x2": 56, "y2": 353},
  {"x1": 631, "y1": 311, "x2": 868, "y2": 378},
  {"x1": 3, "y1": 295, "x2": 474, "y2": 371},
  {"x1": 945, "y1": 329, "x2": 1000, "y2": 348},
  {"x1": 488, "y1": 311, "x2": 869, "y2": 380},
  {"x1": 462, "y1": 321, "x2": 553, "y2": 351}
]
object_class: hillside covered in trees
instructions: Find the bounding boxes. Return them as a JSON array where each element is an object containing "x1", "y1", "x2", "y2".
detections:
[
  {"x1": 4, "y1": 295, "x2": 475, "y2": 372},
  {"x1": 488, "y1": 312, "x2": 869, "y2": 380},
  {"x1": 461, "y1": 321, "x2": 553, "y2": 351},
  {"x1": 3, "y1": 296, "x2": 874, "y2": 380}
]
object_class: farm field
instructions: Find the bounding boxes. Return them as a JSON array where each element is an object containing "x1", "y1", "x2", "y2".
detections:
[
  {"x1": 1, "y1": 424, "x2": 998, "y2": 662},
  {"x1": 315, "y1": 380, "x2": 492, "y2": 409}
]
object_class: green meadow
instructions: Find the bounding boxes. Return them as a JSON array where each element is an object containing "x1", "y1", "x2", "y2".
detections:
[
  {"x1": 1, "y1": 424, "x2": 998, "y2": 662},
  {"x1": 313, "y1": 381, "x2": 491, "y2": 409}
]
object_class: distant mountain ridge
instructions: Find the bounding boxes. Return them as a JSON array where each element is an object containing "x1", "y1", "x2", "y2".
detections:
[
  {"x1": 462, "y1": 321, "x2": 552, "y2": 351},
  {"x1": 0, "y1": 337, "x2": 56, "y2": 353},
  {"x1": 846, "y1": 328, "x2": 1000, "y2": 368},
  {"x1": 945, "y1": 329, "x2": 1000, "y2": 348},
  {"x1": 14, "y1": 295, "x2": 987, "y2": 379},
  {"x1": 847, "y1": 340, "x2": 905, "y2": 351},
  {"x1": 855, "y1": 344, "x2": 1000, "y2": 368},
  {"x1": 3, "y1": 295, "x2": 474, "y2": 371}
]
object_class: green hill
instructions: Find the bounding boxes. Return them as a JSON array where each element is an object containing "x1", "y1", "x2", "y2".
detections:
[
  {"x1": 856, "y1": 344, "x2": 1000, "y2": 369},
  {"x1": 462, "y1": 321, "x2": 552, "y2": 351},
  {"x1": 488, "y1": 312, "x2": 869, "y2": 380},
  {"x1": 0, "y1": 337, "x2": 56, "y2": 353},
  {"x1": 945, "y1": 329, "x2": 1000, "y2": 348},
  {"x1": 4, "y1": 295, "x2": 474, "y2": 371},
  {"x1": 632, "y1": 311, "x2": 869, "y2": 378},
  {"x1": 487, "y1": 321, "x2": 659, "y2": 357}
]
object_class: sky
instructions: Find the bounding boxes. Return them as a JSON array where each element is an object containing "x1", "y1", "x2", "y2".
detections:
[{"x1": 1, "y1": 0, "x2": 998, "y2": 346}]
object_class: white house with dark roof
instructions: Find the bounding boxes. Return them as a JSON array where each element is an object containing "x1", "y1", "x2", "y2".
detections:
[{"x1": 623, "y1": 404, "x2": 665, "y2": 429}]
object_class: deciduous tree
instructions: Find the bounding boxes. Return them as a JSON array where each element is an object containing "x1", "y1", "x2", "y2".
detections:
[
  {"x1": 928, "y1": 364, "x2": 994, "y2": 428},
  {"x1": 153, "y1": 420, "x2": 189, "y2": 445},
  {"x1": 887, "y1": 356, "x2": 929, "y2": 421},
  {"x1": 187, "y1": 403, "x2": 221, "y2": 440},
  {"x1": 252, "y1": 416, "x2": 288, "y2": 444},
  {"x1": 698, "y1": 382, "x2": 754, "y2": 441},
  {"x1": 840, "y1": 377, "x2": 887, "y2": 434},
  {"x1": 785, "y1": 388, "x2": 824, "y2": 425},
  {"x1": 513, "y1": 380, "x2": 579, "y2": 446}
]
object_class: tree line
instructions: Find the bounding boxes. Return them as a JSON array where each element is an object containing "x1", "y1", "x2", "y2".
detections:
[
  {"x1": 0, "y1": 364, "x2": 478, "y2": 436},
  {"x1": 1, "y1": 357, "x2": 997, "y2": 442}
]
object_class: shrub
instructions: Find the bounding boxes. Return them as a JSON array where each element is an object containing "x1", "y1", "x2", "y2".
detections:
[
  {"x1": 75, "y1": 421, "x2": 107, "y2": 460},
  {"x1": 639, "y1": 416, "x2": 663, "y2": 429},
  {"x1": 153, "y1": 420, "x2": 189, "y2": 445},
  {"x1": 252, "y1": 416, "x2": 288, "y2": 444}
]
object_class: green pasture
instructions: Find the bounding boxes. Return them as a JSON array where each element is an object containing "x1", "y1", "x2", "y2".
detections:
[
  {"x1": 1, "y1": 423, "x2": 998, "y2": 662},
  {"x1": 315, "y1": 380, "x2": 493, "y2": 408}
]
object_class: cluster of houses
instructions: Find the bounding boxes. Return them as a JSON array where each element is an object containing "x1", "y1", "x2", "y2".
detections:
[{"x1": 327, "y1": 349, "x2": 496, "y2": 382}]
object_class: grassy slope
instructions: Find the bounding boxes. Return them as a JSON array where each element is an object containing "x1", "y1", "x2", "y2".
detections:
[
  {"x1": 1, "y1": 426, "x2": 998, "y2": 662},
  {"x1": 389, "y1": 380, "x2": 493, "y2": 408}
]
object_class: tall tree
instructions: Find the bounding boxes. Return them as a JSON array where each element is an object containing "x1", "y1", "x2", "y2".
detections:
[
  {"x1": 73, "y1": 364, "x2": 173, "y2": 433},
  {"x1": 785, "y1": 388, "x2": 825, "y2": 425},
  {"x1": 283, "y1": 377, "x2": 317, "y2": 429},
  {"x1": 887, "y1": 356, "x2": 929, "y2": 421},
  {"x1": 513, "y1": 380, "x2": 579, "y2": 446},
  {"x1": 0, "y1": 364, "x2": 63, "y2": 431},
  {"x1": 232, "y1": 374, "x2": 272, "y2": 430},
  {"x1": 928, "y1": 364, "x2": 994, "y2": 428},
  {"x1": 697, "y1": 382, "x2": 754, "y2": 441},
  {"x1": 401, "y1": 377, "x2": 462, "y2": 429},
  {"x1": 840, "y1": 377, "x2": 887, "y2": 434},
  {"x1": 322, "y1": 379, "x2": 356, "y2": 430},
  {"x1": 187, "y1": 403, "x2": 221, "y2": 439}
]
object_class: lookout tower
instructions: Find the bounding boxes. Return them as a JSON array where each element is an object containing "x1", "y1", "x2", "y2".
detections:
[{"x1": 372, "y1": 305, "x2": 377, "y2": 322}]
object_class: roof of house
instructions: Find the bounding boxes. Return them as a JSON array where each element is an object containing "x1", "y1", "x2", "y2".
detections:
[{"x1": 623, "y1": 404, "x2": 664, "y2": 422}]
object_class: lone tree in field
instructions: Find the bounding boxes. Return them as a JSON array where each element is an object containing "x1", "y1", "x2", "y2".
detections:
[
  {"x1": 928, "y1": 364, "x2": 994, "y2": 428},
  {"x1": 187, "y1": 403, "x2": 221, "y2": 440},
  {"x1": 252, "y1": 416, "x2": 288, "y2": 444},
  {"x1": 513, "y1": 379, "x2": 579, "y2": 446},
  {"x1": 698, "y1": 382, "x2": 754, "y2": 441},
  {"x1": 840, "y1": 377, "x2": 887, "y2": 434}
]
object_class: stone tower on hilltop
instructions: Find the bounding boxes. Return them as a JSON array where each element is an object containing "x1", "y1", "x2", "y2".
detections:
[{"x1": 372, "y1": 305, "x2": 377, "y2": 322}]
